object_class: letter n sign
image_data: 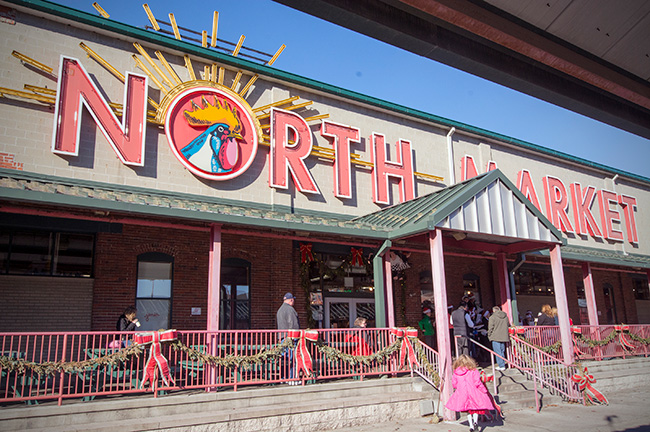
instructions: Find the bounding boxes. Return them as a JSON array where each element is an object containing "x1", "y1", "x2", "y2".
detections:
[{"x1": 51, "y1": 56, "x2": 148, "y2": 165}]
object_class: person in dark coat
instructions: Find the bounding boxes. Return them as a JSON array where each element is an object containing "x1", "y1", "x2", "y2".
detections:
[
  {"x1": 536, "y1": 304, "x2": 556, "y2": 326},
  {"x1": 116, "y1": 305, "x2": 139, "y2": 331},
  {"x1": 487, "y1": 306, "x2": 510, "y2": 370}
]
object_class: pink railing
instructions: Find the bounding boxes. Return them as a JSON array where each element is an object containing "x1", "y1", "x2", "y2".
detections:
[
  {"x1": 411, "y1": 340, "x2": 441, "y2": 389},
  {"x1": 512, "y1": 325, "x2": 650, "y2": 361},
  {"x1": 0, "y1": 328, "x2": 423, "y2": 406},
  {"x1": 572, "y1": 325, "x2": 650, "y2": 360},
  {"x1": 507, "y1": 335, "x2": 581, "y2": 403},
  {"x1": 462, "y1": 336, "x2": 541, "y2": 412}
]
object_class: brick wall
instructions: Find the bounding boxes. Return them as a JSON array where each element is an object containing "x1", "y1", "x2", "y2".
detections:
[
  {"x1": 0, "y1": 152, "x2": 23, "y2": 170},
  {"x1": 396, "y1": 252, "x2": 495, "y2": 327},
  {"x1": 0, "y1": 275, "x2": 93, "y2": 331},
  {"x1": 591, "y1": 269, "x2": 635, "y2": 324},
  {"x1": 92, "y1": 225, "x2": 210, "y2": 331},
  {"x1": 221, "y1": 234, "x2": 297, "y2": 329},
  {"x1": 92, "y1": 227, "x2": 300, "y2": 331}
]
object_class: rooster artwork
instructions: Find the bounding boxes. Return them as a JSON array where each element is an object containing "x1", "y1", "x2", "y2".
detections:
[{"x1": 180, "y1": 96, "x2": 242, "y2": 174}]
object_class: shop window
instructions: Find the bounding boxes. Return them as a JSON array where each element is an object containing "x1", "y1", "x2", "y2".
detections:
[
  {"x1": 514, "y1": 268, "x2": 555, "y2": 296},
  {"x1": 220, "y1": 258, "x2": 250, "y2": 330},
  {"x1": 136, "y1": 252, "x2": 172, "y2": 331},
  {"x1": 462, "y1": 273, "x2": 481, "y2": 307},
  {"x1": 603, "y1": 283, "x2": 618, "y2": 324},
  {"x1": 303, "y1": 245, "x2": 374, "y2": 328},
  {"x1": 632, "y1": 277, "x2": 650, "y2": 300},
  {"x1": 0, "y1": 228, "x2": 94, "y2": 277}
]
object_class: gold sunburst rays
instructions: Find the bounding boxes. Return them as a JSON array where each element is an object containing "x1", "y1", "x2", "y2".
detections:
[{"x1": 0, "y1": 3, "x2": 443, "y2": 183}]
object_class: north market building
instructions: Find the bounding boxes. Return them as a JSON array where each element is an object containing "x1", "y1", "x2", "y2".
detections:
[{"x1": 1, "y1": 0, "x2": 649, "y2": 365}]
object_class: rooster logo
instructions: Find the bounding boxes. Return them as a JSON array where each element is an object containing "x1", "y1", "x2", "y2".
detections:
[{"x1": 181, "y1": 96, "x2": 241, "y2": 174}]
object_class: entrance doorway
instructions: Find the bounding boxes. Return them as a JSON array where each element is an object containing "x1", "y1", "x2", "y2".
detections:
[{"x1": 324, "y1": 298, "x2": 375, "y2": 328}]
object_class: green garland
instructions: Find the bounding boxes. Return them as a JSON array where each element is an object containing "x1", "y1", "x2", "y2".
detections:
[
  {"x1": 625, "y1": 331, "x2": 650, "y2": 345},
  {"x1": 517, "y1": 335, "x2": 563, "y2": 354},
  {"x1": 0, "y1": 343, "x2": 144, "y2": 376},
  {"x1": 574, "y1": 330, "x2": 616, "y2": 347}
]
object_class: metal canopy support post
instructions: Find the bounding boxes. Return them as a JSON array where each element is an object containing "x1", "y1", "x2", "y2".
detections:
[
  {"x1": 550, "y1": 244, "x2": 574, "y2": 364},
  {"x1": 207, "y1": 224, "x2": 222, "y2": 331},
  {"x1": 496, "y1": 252, "x2": 513, "y2": 321},
  {"x1": 384, "y1": 253, "x2": 395, "y2": 328},
  {"x1": 582, "y1": 262, "x2": 599, "y2": 326},
  {"x1": 373, "y1": 240, "x2": 391, "y2": 328},
  {"x1": 508, "y1": 254, "x2": 526, "y2": 326},
  {"x1": 429, "y1": 228, "x2": 454, "y2": 421}
]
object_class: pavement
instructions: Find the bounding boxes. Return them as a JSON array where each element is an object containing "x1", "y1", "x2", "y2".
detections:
[{"x1": 323, "y1": 390, "x2": 650, "y2": 432}]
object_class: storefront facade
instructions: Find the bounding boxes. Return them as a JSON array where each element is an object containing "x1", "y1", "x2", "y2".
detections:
[{"x1": 0, "y1": 0, "x2": 649, "y2": 338}]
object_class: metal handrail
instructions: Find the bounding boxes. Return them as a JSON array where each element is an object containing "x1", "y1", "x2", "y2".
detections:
[
  {"x1": 462, "y1": 336, "x2": 540, "y2": 413},
  {"x1": 507, "y1": 335, "x2": 581, "y2": 403}
]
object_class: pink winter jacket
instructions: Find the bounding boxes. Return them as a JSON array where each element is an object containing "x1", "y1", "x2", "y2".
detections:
[{"x1": 445, "y1": 367, "x2": 496, "y2": 412}]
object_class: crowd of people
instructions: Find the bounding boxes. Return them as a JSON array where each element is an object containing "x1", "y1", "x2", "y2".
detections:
[{"x1": 418, "y1": 296, "x2": 560, "y2": 365}]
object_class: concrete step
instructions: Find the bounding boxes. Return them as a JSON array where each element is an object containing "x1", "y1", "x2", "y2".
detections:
[
  {"x1": 38, "y1": 390, "x2": 428, "y2": 432},
  {"x1": 0, "y1": 376, "x2": 432, "y2": 432},
  {"x1": 581, "y1": 356, "x2": 650, "y2": 374}
]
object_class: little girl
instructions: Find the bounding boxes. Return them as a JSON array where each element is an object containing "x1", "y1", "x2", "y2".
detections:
[{"x1": 445, "y1": 354, "x2": 498, "y2": 432}]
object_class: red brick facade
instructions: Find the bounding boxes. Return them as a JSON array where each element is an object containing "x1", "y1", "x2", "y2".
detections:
[{"x1": 1, "y1": 222, "x2": 647, "y2": 333}]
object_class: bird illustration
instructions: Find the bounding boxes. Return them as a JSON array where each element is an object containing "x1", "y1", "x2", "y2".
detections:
[{"x1": 180, "y1": 96, "x2": 242, "y2": 174}]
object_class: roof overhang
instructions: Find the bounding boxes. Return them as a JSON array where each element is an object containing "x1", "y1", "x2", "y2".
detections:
[
  {"x1": 354, "y1": 169, "x2": 565, "y2": 253},
  {"x1": 273, "y1": 0, "x2": 650, "y2": 142}
]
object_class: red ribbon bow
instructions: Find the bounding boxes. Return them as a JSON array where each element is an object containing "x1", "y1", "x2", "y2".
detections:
[
  {"x1": 571, "y1": 326, "x2": 582, "y2": 334},
  {"x1": 350, "y1": 248, "x2": 364, "y2": 267},
  {"x1": 390, "y1": 328, "x2": 420, "y2": 369},
  {"x1": 300, "y1": 243, "x2": 314, "y2": 263},
  {"x1": 134, "y1": 329, "x2": 177, "y2": 389},
  {"x1": 288, "y1": 329, "x2": 319, "y2": 377},
  {"x1": 571, "y1": 367, "x2": 608, "y2": 405},
  {"x1": 508, "y1": 326, "x2": 526, "y2": 335},
  {"x1": 614, "y1": 325, "x2": 634, "y2": 350},
  {"x1": 480, "y1": 370, "x2": 494, "y2": 383}
]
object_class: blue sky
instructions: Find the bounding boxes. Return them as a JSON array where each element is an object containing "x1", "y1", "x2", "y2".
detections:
[{"x1": 52, "y1": 0, "x2": 650, "y2": 178}]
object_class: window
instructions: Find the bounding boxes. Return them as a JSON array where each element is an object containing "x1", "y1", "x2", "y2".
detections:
[
  {"x1": 514, "y1": 268, "x2": 555, "y2": 296},
  {"x1": 220, "y1": 258, "x2": 250, "y2": 330},
  {"x1": 0, "y1": 228, "x2": 94, "y2": 277},
  {"x1": 136, "y1": 252, "x2": 173, "y2": 331},
  {"x1": 603, "y1": 283, "x2": 618, "y2": 324},
  {"x1": 632, "y1": 277, "x2": 650, "y2": 300},
  {"x1": 462, "y1": 273, "x2": 481, "y2": 306}
]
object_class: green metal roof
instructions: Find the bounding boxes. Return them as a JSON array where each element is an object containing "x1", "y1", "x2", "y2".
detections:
[
  {"x1": 353, "y1": 169, "x2": 565, "y2": 244},
  {"x1": 3, "y1": 0, "x2": 649, "y2": 186},
  {"x1": 0, "y1": 169, "x2": 390, "y2": 239},
  {"x1": 0, "y1": 168, "x2": 565, "y2": 247},
  {"x1": 537, "y1": 245, "x2": 650, "y2": 270}
]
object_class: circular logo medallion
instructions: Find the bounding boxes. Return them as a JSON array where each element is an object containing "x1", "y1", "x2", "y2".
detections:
[{"x1": 165, "y1": 86, "x2": 259, "y2": 181}]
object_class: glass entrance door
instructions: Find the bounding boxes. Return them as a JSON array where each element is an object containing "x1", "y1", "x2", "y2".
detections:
[{"x1": 324, "y1": 298, "x2": 375, "y2": 328}]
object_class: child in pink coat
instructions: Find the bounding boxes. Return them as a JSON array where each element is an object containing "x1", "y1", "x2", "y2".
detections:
[{"x1": 445, "y1": 354, "x2": 498, "y2": 432}]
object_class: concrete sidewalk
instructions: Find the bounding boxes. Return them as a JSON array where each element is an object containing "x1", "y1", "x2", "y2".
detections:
[{"x1": 323, "y1": 390, "x2": 650, "y2": 432}]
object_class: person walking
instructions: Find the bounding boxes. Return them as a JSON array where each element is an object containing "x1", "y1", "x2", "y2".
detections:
[
  {"x1": 276, "y1": 293, "x2": 299, "y2": 384},
  {"x1": 487, "y1": 306, "x2": 510, "y2": 370},
  {"x1": 445, "y1": 354, "x2": 499, "y2": 432},
  {"x1": 418, "y1": 307, "x2": 436, "y2": 349},
  {"x1": 276, "y1": 292, "x2": 299, "y2": 330},
  {"x1": 451, "y1": 301, "x2": 474, "y2": 356}
]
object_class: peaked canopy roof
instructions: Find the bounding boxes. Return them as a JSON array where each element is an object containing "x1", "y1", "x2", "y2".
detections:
[{"x1": 354, "y1": 169, "x2": 565, "y2": 250}]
